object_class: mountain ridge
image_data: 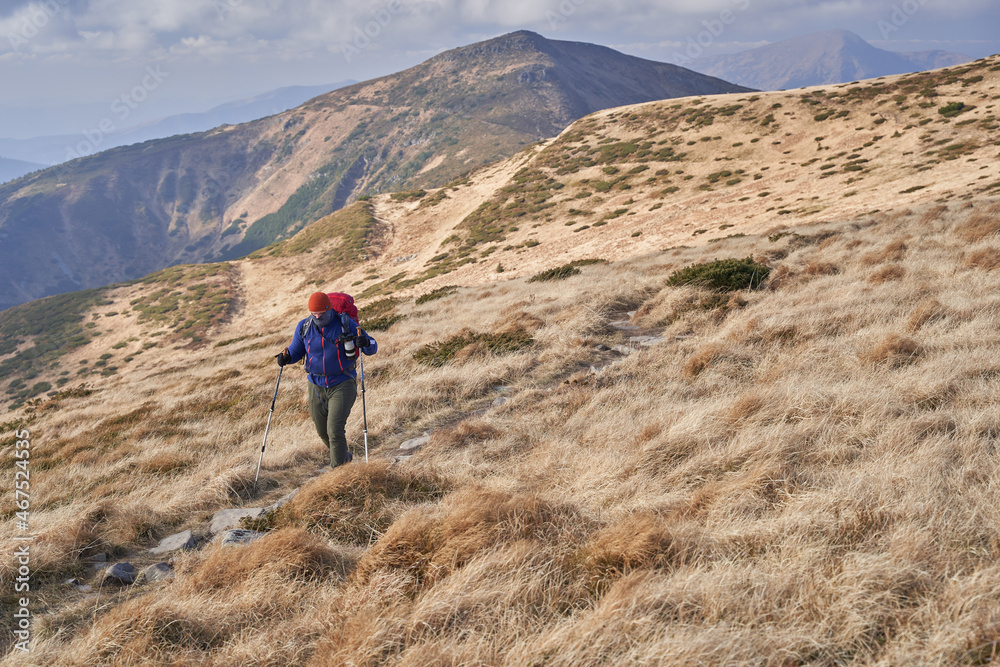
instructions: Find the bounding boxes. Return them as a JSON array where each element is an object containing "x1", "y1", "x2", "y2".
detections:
[
  {"x1": 0, "y1": 156, "x2": 46, "y2": 185},
  {"x1": 0, "y1": 30, "x2": 749, "y2": 312}
]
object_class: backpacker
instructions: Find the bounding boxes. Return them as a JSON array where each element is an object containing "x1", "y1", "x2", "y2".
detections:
[{"x1": 300, "y1": 292, "x2": 358, "y2": 340}]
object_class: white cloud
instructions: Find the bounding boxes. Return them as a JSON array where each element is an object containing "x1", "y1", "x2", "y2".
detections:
[{"x1": 1, "y1": 0, "x2": 997, "y2": 117}]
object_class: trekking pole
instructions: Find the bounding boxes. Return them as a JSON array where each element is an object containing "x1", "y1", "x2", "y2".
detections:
[
  {"x1": 253, "y1": 366, "x2": 283, "y2": 493},
  {"x1": 359, "y1": 349, "x2": 369, "y2": 463}
]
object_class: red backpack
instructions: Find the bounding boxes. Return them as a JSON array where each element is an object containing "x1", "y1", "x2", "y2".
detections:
[{"x1": 327, "y1": 292, "x2": 358, "y2": 323}]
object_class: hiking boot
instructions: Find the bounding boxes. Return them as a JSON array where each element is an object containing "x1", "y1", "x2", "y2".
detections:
[{"x1": 345, "y1": 450, "x2": 353, "y2": 464}]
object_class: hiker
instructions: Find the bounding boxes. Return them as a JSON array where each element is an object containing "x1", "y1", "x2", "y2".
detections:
[{"x1": 274, "y1": 292, "x2": 377, "y2": 467}]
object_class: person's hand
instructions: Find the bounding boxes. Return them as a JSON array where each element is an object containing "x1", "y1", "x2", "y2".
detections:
[
  {"x1": 275, "y1": 351, "x2": 291, "y2": 367},
  {"x1": 356, "y1": 334, "x2": 371, "y2": 349}
]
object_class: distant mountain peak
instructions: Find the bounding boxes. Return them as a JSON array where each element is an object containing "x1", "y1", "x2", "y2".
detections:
[{"x1": 687, "y1": 28, "x2": 971, "y2": 90}]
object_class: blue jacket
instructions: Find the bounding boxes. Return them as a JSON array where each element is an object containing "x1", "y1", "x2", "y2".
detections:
[{"x1": 285, "y1": 313, "x2": 377, "y2": 388}]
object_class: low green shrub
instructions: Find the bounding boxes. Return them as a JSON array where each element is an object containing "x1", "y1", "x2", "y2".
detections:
[
  {"x1": 359, "y1": 297, "x2": 403, "y2": 331},
  {"x1": 528, "y1": 259, "x2": 607, "y2": 283},
  {"x1": 415, "y1": 286, "x2": 458, "y2": 305},
  {"x1": 667, "y1": 257, "x2": 771, "y2": 291},
  {"x1": 414, "y1": 328, "x2": 534, "y2": 367},
  {"x1": 390, "y1": 189, "x2": 427, "y2": 201},
  {"x1": 938, "y1": 101, "x2": 973, "y2": 118}
]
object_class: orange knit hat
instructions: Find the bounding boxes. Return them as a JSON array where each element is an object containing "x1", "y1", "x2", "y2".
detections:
[{"x1": 308, "y1": 292, "x2": 332, "y2": 312}]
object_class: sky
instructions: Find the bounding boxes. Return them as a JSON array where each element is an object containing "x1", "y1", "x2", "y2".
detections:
[{"x1": 0, "y1": 0, "x2": 998, "y2": 140}]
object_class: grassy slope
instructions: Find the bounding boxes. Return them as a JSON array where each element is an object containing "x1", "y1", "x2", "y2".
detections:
[
  {"x1": 1, "y1": 57, "x2": 1000, "y2": 664},
  {"x1": 348, "y1": 55, "x2": 1000, "y2": 299}
]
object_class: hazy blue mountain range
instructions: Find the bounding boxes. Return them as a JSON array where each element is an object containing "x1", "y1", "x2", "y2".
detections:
[
  {"x1": 0, "y1": 30, "x2": 749, "y2": 312},
  {"x1": 686, "y1": 29, "x2": 971, "y2": 90},
  {"x1": 0, "y1": 83, "x2": 353, "y2": 168},
  {"x1": 0, "y1": 156, "x2": 47, "y2": 184}
]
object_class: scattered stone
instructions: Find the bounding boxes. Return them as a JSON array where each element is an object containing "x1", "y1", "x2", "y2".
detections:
[
  {"x1": 609, "y1": 320, "x2": 638, "y2": 330},
  {"x1": 100, "y1": 563, "x2": 137, "y2": 586},
  {"x1": 136, "y1": 563, "x2": 174, "y2": 584},
  {"x1": 611, "y1": 345, "x2": 634, "y2": 356},
  {"x1": 400, "y1": 435, "x2": 430, "y2": 451},
  {"x1": 492, "y1": 396, "x2": 509, "y2": 407},
  {"x1": 630, "y1": 335, "x2": 667, "y2": 346},
  {"x1": 595, "y1": 344, "x2": 611, "y2": 352},
  {"x1": 76, "y1": 584, "x2": 93, "y2": 593},
  {"x1": 268, "y1": 488, "x2": 300, "y2": 512},
  {"x1": 83, "y1": 552, "x2": 108, "y2": 564},
  {"x1": 210, "y1": 508, "x2": 266, "y2": 535},
  {"x1": 63, "y1": 578, "x2": 83, "y2": 586},
  {"x1": 150, "y1": 530, "x2": 196, "y2": 555},
  {"x1": 218, "y1": 529, "x2": 265, "y2": 547}
]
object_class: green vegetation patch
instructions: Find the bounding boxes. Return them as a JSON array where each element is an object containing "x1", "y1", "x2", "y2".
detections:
[
  {"x1": 938, "y1": 101, "x2": 974, "y2": 118},
  {"x1": 0, "y1": 288, "x2": 112, "y2": 406},
  {"x1": 414, "y1": 327, "x2": 534, "y2": 367},
  {"x1": 415, "y1": 286, "x2": 459, "y2": 305},
  {"x1": 667, "y1": 257, "x2": 771, "y2": 291},
  {"x1": 390, "y1": 189, "x2": 427, "y2": 202},
  {"x1": 130, "y1": 263, "x2": 236, "y2": 342},
  {"x1": 450, "y1": 168, "x2": 563, "y2": 253},
  {"x1": 271, "y1": 200, "x2": 377, "y2": 258},
  {"x1": 358, "y1": 297, "x2": 404, "y2": 331},
  {"x1": 528, "y1": 259, "x2": 607, "y2": 283},
  {"x1": 417, "y1": 189, "x2": 449, "y2": 209}
]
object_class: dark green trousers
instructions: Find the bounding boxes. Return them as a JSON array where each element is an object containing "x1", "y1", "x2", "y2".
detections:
[{"x1": 307, "y1": 380, "x2": 357, "y2": 467}]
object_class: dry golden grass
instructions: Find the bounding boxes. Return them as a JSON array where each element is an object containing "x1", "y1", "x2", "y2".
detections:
[
  {"x1": 261, "y1": 461, "x2": 449, "y2": 545},
  {"x1": 5, "y1": 191, "x2": 1000, "y2": 663}
]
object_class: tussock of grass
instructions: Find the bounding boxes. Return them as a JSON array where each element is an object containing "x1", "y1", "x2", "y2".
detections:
[
  {"x1": 353, "y1": 487, "x2": 580, "y2": 589},
  {"x1": 953, "y1": 201, "x2": 1000, "y2": 242},
  {"x1": 188, "y1": 527, "x2": 347, "y2": 590},
  {"x1": 247, "y1": 461, "x2": 449, "y2": 544}
]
